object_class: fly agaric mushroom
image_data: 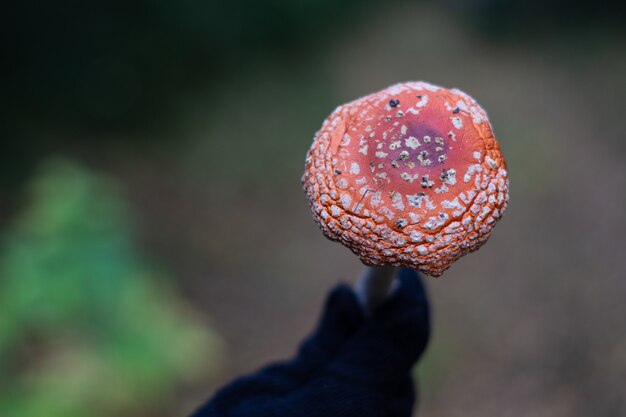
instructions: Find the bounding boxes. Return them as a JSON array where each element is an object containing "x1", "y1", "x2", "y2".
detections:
[{"x1": 302, "y1": 82, "x2": 509, "y2": 309}]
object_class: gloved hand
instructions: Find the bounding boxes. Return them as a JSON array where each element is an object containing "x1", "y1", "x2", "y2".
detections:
[{"x1": 191, "y1": 268, "x2": 431, "y2": 417}]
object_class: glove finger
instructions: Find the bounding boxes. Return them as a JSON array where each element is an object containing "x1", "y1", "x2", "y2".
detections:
[
  {"x1": 203, "y1": 283, "x2": 365, "y2": 406},
  {"x1": 290, "y1": 283, "x2": 365, "y2": 372},
  {"x1": 324, "y1": 269, "x2": 430, "y2": 383},
  {"x1": 302, "y1": 283, "x2": 365, "y2": 350}
]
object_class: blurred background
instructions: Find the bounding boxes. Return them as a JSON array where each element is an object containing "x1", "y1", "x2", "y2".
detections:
[{"x1": 3, "y1": 0, "x2": 626, "y2": 416}]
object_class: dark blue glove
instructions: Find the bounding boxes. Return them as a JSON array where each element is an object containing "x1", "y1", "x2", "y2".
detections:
[{"x1": 191, "y1": 268, "x2": 430, "y2": 417}]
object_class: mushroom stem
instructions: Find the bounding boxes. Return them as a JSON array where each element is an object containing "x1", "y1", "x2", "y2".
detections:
[{"x1": 355, "y1": 265, "x2": 397, "y2": 312}]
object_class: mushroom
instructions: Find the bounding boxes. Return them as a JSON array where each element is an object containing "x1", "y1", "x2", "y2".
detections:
[{"x1": 302, "y1": 82, "x2": 509, "y2": 310}]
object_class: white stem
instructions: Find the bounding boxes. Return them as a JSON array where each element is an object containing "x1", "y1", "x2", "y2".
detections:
[{"x1": 355, "y1": 266, "x2": 397, "y2": 312}]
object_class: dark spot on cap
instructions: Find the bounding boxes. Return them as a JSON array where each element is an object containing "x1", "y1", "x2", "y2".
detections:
[
  {"x1": 389, "y1": 99, "x2": 400, "y2": 108},
  {"x1": 452, "y1": 107, "x2": 460, "y2": 114},
  {"x1": 421, "y1": 176, "x2": 434, "y2": 188},
  {"x1": 395, "y1": 218, "x2": 408, "y2": 229},
  {"x1": 334, "y1": 169, "x2": 342, "y2": 175}
]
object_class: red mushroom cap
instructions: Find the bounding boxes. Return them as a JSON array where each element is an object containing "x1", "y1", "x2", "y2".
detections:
[{"x1": 302, "y1": 82, "x2": 509, "y2": 276}]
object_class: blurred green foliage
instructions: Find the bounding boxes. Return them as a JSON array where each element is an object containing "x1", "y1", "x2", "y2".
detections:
[{"x1": 0, "y1": 159, "x2": 221, "y2": 417}]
